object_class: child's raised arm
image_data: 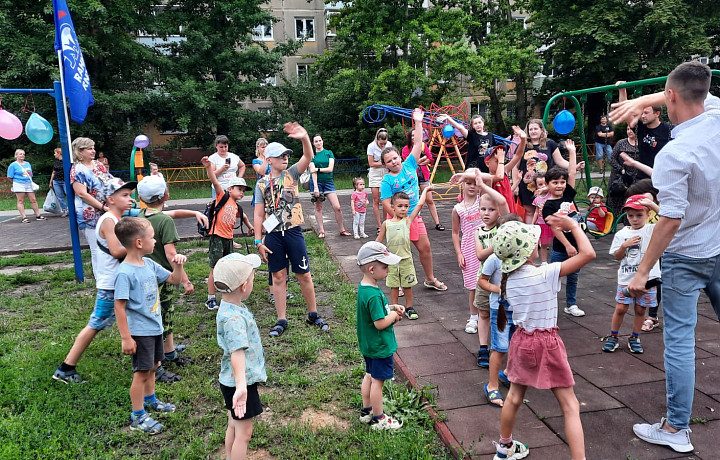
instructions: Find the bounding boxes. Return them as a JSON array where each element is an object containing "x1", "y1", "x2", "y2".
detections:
[
  {"x1": 546, "y1": 214, "x2": 596, "y2": 276},
  {"x1": 504, "y1": 126, "x2": 527, "y2": 174},
  {"x1": 165, "y1": 209, "x2": 209, "y2": 228},
  {"x1": 407, "y1": 184, "x2": 433, "y2": 223},
  {"x1": 284, "y1": 122, "x2": 313, "y2": 173},
  {"x1": 166, "y1": 254, "x2": 187, "y2": 285},
  {"x1": 476, "y1": 171, "x2": 510, "y2": 215},
  {"x1": 410, "y1": 108, "x2": 424, "y2": 161},
  {"x1": 437, "y1": 114, "x2": 469, "y2": 138},
  {"x1": 566, "y1": 139, "x2": 577, "y2": 188},
  {"x1": 202, "y1": 156, "x2": 224, "y2": 197}
]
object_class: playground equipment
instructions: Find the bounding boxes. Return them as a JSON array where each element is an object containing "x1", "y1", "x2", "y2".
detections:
[{"x1": 130, "y1": 134, "x2": 150, "y2": 206}]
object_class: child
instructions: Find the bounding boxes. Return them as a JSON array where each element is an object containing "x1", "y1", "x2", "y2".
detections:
[
  {"x1": 437, "y1": 114, "x2": 495, "y2": 172},
  {"x1": 482, "y1": 125, "x2": 528, "y2": 213},
  {"x1": 113, "y1": 217, "x2": 187, "y2": 434},
  {"x1": 52, "y1": 178, "x2": 136, "y2": 383},
  {"x1": 253, "y1": 122, "x2": 328, "y2": 337},
  {"x1": 477, "y1": 214, "x2": 522, "y2": 408},
  {"x1": 214, "y1": 253, "x2": 266, "y2": 460},
  {"x1": 356, "y1": 241, "x2": 405, "y2": 430},
  {"x1": 377, "y1": 186, "x2": 433, "y2": 320},
  {"x1": 351, "y1": 177, "x2": 369, "y2": 239},
  {"x1": 492, "y1": 217, "x2": 595, "y2": 460},
  {"x1": 531, "y1": 173, "x2": 552, "y2": 264},
  {"x1": 604, "y1": 195, "x2": 661, "y2": 354},
  {"x1": 586, "y1": 186, "x2": 608, "y2": 232},
  {"x1": 202, "y1": 156, "x2": 250, "y2": 311},
  {"x1": 148, "y1": 162, "x2": 164, "y2": 179},
  {"x1": 541, "y1": 140, "x2": 586, "y2": 317}
]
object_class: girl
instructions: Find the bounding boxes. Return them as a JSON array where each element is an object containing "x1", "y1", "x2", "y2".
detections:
[
  {"x1": 531, "y1": 173, "x2": 552, "y2": 264},
  {"x1": 310, "y1": 133, "x2": 350, "y2": 238},
  {"x1": 491, "y1": 217, "x2": 595, "y2": 460},
  {"x1": 482, "y1": 125, "x2": 527, "y2": 213},
  {"x1": 351, "y1": 177, "x2": 369, "y2": 239},
  {"x1": 438, "y1": 114, "x2": 495, "y2": 172},
  {"x1": 401, "y1": 130, "x2": 444, "y2": 231},
  {"x1": 367, "y1": 128, "x2": 391, "y2": 233}
]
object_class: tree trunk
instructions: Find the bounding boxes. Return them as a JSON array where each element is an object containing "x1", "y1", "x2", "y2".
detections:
[{"x1": 488, "y1": 84, "x2": 506, "y2": 133}]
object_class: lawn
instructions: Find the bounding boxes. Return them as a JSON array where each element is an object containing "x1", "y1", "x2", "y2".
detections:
[{"x1": 0, "y1": 237, "x2": 452, "y2": 459}]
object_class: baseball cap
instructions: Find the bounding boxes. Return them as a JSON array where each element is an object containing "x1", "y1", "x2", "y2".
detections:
[
  {"x1": 226, "y1": 177, "x2": 249, "y2": 190},
  {"x1": 357, "y1": 241, "x2": 401, "y2": 266},
  {"x1": 213, "y1": 253, "x2": 262, "y2": 293},
  {"x1": 137, "y1": 175, "x2": 167, "y2": 203},
  {"x1": 622, "y1": 194, "x2": 647, "y2": 211},
  {"x1": 105, "y1": 177, "x2": 137, "y2": 196},
  {"x1": 587, "y1": 186, "x2": 604, "y2": 198},
  {"x1": 492, "y1": 221, "x2": 541, "y2": 273},
  {"x1": 265, "y1": 142, "x2": 293, "y2": 158},
  {"x1": 483, "y1": 145, "x2": 506, "y2": 165}
]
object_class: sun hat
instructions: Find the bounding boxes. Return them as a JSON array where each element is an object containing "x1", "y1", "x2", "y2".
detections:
[
  {"x1": 357, "y1": 241, "x2": 402, "y2": 266},
  {"x1": 213, "y1": 253, "x2": 262, "y2": 293},
  {"x1": 226, "y1": 176, "x2": 249, "y2": 190},
  {"x1": 587, "y1": 186, "x2": 604, "y2": 198},
  {"x1": 492, "y1": 221, "x2": 541, "y2": 273},
  {"x1": 265, "y1": 142, "x2": 293, "y2": 158},
  {"x1": 137, "y1": 175, "x2": 167, "y2": 203}
]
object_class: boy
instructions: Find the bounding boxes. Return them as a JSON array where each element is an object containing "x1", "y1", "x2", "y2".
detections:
[
  {"x1": 376, "y1": 186, "x2": 433, "y2": 320},
  {"x1": 356, "y1": 241, "x2": 405, "y2": 430},
  {"x1": 202, "y1": 156, "x2": 249, "y2": 310},
  {"x1": 253, "y1": 122, "x2": 328, "y2": 337},
  {"x1": 586, "y1": 186, "x2": 608, "y2": 232},
  {"x1": 114, "y1": 217, "x2": 187, "y2": 434},
  {"x1": 214, "y1": 253, "x2": 266, "y2": 460},
  {"x1": 604, "y1": 195, "x2": 661, "y2": 354},
  {"x1": 53, "y1": 178, "x2": 136, "y2": 383},
  {"x1": 541, "y1": 139, "x2": 586, "y2": 317},
  {"x1": 148, "y1": 162, "x2": 164, "y2": 179}
]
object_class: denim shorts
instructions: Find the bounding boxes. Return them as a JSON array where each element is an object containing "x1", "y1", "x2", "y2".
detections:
[
  {"x1": 615, "y1": 285, "x2": 657, "y2": 307},
  {"x1": 265, "y1": 226, "x2": 310, "y2": 274},
  {"x1": 309, "y1": 179, "x2": 336, "y2": 194},
  {"x1": 490, "y1": 308, "x2": 515, "y2": 353},
  {"x1": 364, "y1": 355, "x2": 394, "y2": 381},
  {"x1": 87, "y1": 289, "x2": 116, "y2": 331}
]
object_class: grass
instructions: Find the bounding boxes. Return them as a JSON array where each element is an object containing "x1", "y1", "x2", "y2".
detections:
[{"x1": 0, "y1": 237, "x2": 452, "y2": 459}]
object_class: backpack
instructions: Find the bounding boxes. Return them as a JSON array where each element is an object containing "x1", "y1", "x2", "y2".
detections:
[{"x1": 198, "y1": 193, "x2": 246, "y2": 237}]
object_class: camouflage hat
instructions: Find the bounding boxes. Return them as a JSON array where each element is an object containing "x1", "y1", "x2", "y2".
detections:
[{"x1": 492, "y1": 221, "x2": 541, "y2": 273}]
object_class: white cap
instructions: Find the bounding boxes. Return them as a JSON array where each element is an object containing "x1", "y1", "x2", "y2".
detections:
[
  {"x1": 265, "y1": 142, "x2": 292, "y2": 158},
  {"x1": 587, "y1": 186, "x2": 604, "y2": 198},
  {"x1": 357, "y1": 241, "x2": 401, "y2": 266},
  {"x1": 226, "y1": 177, "x2": 249, "y2": 190},
  {"x1": 213, "y1": 253, "x2": 262, "y2": 293},
  {"x1": 137, "y1": 175, "x2": 167, "y2": 203}
]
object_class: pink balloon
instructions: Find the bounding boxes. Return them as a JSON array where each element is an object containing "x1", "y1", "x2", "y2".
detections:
[{"x1": 0, "y1": 109, "x2": 23, "y2": 140}]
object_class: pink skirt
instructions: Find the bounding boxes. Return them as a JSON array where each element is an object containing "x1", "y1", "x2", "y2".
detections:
[
  {"x1": 506, "y1": 327, "x2": 574, "y2": 389},
  {"x1": 538, "y1": 223, "x2": 553, "y2": 245}
]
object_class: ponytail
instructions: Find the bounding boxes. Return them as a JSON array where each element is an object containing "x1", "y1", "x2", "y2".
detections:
[{"x1": 497, "y1": 272, "x2": 509, "y2": 332}]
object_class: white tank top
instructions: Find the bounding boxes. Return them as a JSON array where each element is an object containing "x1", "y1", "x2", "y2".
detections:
[{"x1": 94, "y1": 212, "x2": 121, "y2": 290}]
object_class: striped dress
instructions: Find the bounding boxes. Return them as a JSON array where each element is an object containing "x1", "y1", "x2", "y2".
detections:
[{"x1": 454, "y1": 197, "x2": 484, "y2": 290}]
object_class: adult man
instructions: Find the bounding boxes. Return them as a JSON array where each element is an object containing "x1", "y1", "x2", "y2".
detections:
[
  {"x1": 594, "y1": 115, "x2": 614, "y2": 170},
  {"x1": 612, "y1": 62, "x2": 720, "y2": 453},
  {"x1": 634, "y1": 106, "x2": 672, "y2": 180}
]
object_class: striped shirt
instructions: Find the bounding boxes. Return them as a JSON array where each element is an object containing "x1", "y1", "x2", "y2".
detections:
[
  {"x1": 653, "y1": 94, "x2": 720, "y2": 258},
  {"x1": 505, "y1": 262, "x2": 562, "y2": 332}
]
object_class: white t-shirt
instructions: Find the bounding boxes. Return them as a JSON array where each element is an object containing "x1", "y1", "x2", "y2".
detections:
[
  {"x1": 208, "y1": 152, "x2": 242, "y2": 189},
  {"x1": 505, "y1": 263, "x2": 562, "y2": 332},
  {"x1": 481, "y1": 254, "x2": 503, "y2": 309},
  {"x1": 366, "y1": 140, "x2": 393, "y2": 163},
  {"x1": 94, "y1": 212, "x2": 121, "y2": 290},
  {"x1": 609, "y1": 224, "x2": 661, "y2": 285}
]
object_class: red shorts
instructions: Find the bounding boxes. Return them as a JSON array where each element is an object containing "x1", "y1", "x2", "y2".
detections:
[{"x1": 506, "y1": 327, "x2": 574, "y2": 389}]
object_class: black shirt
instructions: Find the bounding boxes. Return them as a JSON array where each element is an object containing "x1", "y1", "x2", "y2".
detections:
[
  {"x1": 52, "y1": 159, "x2": 64, "y2": 182},
  {"x1": 542, "y1": 185, "x2": 578, "y2": 253},
  {"x1": 465, "y1": 131, "x2": 494, "y2": 173},
  {"x1": 595, "y1": 123, "x2": 613, "y2": 144},
  {"x1": 636, "y1": 121, "x2": 672, "y2": 180}
]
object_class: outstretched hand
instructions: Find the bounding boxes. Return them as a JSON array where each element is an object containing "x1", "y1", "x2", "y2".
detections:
[
  {"x1": 609, "y1": 99, "x2": 642, "y2": 127},
  {"x1": 284, "y1": 122, "x2": 308, "y2": 140}
]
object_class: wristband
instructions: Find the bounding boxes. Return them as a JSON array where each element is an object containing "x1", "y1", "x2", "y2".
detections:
[{"x1": 254, "y1": 239, "x2": 263, "y2": 246}]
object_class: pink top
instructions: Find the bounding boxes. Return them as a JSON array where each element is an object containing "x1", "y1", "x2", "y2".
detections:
[
  {"x1": 401, "y1": 144, "x2": 434, "y2": 182},
  {"x1": 453, "y1": 197, "x2": 483, "y2": 290},
  {"x1": 351, "y1": 190, "x2": 368, "y2": 213},
  {"x1": 532, "y1": 192, "x2": 550, "y2": 224}
]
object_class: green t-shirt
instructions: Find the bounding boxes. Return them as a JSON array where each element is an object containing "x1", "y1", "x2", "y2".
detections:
[
  {"x1": 312, "y1": 149, "x2": 335, "y2": 183},
  {"x1": 474, "y1": 225, "x2": 497, "y2": 284},
  {"x1": 140, "y1": 209, "x2": 180, "y2": 272},
  {"x1": 356, "y1": 284, "x2": 397, "y2": 359}
]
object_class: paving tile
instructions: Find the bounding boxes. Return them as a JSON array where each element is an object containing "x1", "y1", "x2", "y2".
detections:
[
  {"x1": 395, "y1": 321, "x2": 457, "y2": 347},
  {"x1": 451, "y1": 330, "x2": 485, "y2": 358},
  {"x1": 523, "y1": 374, "x2": 623, "y2": 418},
  {"x1": 694, "y1": 356, "x2": 720, "y2": 398},
  {"x1": 431, "y1": 307, "x2": 478, "y2": 333},
  {"x1": 396, "y1": 342, "x2": 477, "y2": 376},
  {"x1": 569, "y1": 352, "x2": 666, "y2": 388},
  {"x1": 555, "y1": 326, "x2": 607, "y2": 358},
  {"x1": 416, "y1": 369, "x2": 486, "y2": 410}
]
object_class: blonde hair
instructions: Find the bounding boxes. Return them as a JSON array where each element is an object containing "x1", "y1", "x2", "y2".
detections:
[
  {"x1": 255, "y1": 137, "x2": 268, "y2": 156},
  {"x1": 525, "y1": 119, "x2": 548, "y2": 151},
  {"x1": 114, "y1": 217, "x2": 151, "y2": 247},
  {"x1": 14, "y1": 149, "x2": 25, "y2": 159},
  {"x1": 374, "y1": 128, "x2": 388, "y2": 142},
  {"x1": 71, "y1": 137, "x2": 94, "y2": 162}
]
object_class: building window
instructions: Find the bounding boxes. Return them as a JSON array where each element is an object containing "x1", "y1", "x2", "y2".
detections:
[
  {"x1": 297, "y1": 64, "x2": 310, "y2": 82},
  {"x1": 252, "y1": 24, "x2": 273, "y2": 41},
  {"x1": 295, "y1": 18, "x2": 315, "y2": 41},
  {"x1": 325, "y1": 11, "x2": 339, "y2": 36},
  {"x1": 261, "y1": 75, "x2": 276, "y2": 86},
  {"x1": 472, "y1": 103, "x2": 488, "y2": 119},
  {"x1": 513, "y1": 16, "x2": 527, "y2": 30},
  {"x1": 505, "y1": 102, "x2": 516, "y2": 119}
]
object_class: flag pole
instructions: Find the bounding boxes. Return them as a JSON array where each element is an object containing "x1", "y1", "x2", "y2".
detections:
[{"x1": 56, "y1": 49, "x2": 73, "y2": 151}]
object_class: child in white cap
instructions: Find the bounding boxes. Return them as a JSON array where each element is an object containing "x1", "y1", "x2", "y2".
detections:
[{"x1": 586, "y1": 186, "x2": 608, "y2": 232}]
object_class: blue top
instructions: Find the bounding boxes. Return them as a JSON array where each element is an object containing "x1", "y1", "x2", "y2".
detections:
[
  {"x1": 7, "y1": 161, "x2": 32, "y2": 184},
  {"x1": 380, "y1": 154, "x2": 419, "y2": 212},
  {"x1": 251, "y1": 158, "x2": 271, "y2": 206},
  {"x1": 481, "y1": 254, "x2": 503, "y2": 309},
  {"x1": 114, "y1": 258, "x2": 170, "y2": 335},
  {"x1": 217, "y1": 300, "x2": 267, "y2": 387}
]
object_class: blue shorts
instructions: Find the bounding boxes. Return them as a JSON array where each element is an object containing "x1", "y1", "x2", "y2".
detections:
[
  {"x1": 615, "y1": 285, "x2": 657, "y2": 308},
  {"x1": 309, "y1": 180, "x2": 336, "y2": 194},
  {"x1": 265, "y1": 226, "x2": 311, "y2": 274},
  {"x1": 87, "y1": 289, "x2": 116, "y2": 331},
  {"x1": 490, "y1": 308, "x2": 515, "y2": 353},
  {"x1": 594, "y1": 143, "x2": 612, "y2": 160},
  {"x1": 364, "y1": 355, "x2": 394, "y2": 381}
]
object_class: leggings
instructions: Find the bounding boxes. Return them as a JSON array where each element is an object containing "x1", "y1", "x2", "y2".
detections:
[{"x1": 353, "y1": 212, "x2": 366, "y2": 237}]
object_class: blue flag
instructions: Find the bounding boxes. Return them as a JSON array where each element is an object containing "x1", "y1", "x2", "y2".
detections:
[{"x1": 53, "y1": 0, "x2": 94, "y2": 123}]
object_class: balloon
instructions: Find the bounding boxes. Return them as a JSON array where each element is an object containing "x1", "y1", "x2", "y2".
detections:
[
  {"x1": 0, "y1": 109, "x2": 23, "y2": 140},
  {"x1": 442, "y1": 124, "x2": 454, "y2": 138},
  {"x1": 553, "y1": 109, "x2": 576, "y2": 135},
  {"x1": 134, "y1": 134, "x2": 150, "y2": 148},
  {"x1": 454, "y1": 128, "x2": 464, "y2": 138},
  {"x1": 25, "y1": 113, "x2": 54, "y2": 144}
]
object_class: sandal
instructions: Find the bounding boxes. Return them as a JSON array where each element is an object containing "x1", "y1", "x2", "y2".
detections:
[
  {"x1": 498, "y1": 370, "x2": 511, "y2": 386},
  {"x1": 641, "y1": 317, "x2": 659, "y2": 332},
  {"x1": 318, "y1": 232, "x2": 325, "y2": 239},
  {"x1": 435, "y1": 223, "x2": 445, "y2": 231},
  {"x1": 376, "y1": 227, "x2": 381, "y2": 236},
  {"x1": 307, "y1": 313, "x2": 329, "y2": 331},
  {"x1": 130, "y1": 413, "x2": 164, "y2": 435},
  {"x1": 35, "y1": 215, "x2": 46, "y2": 220},
  {"x1": 155, "y1": 366, "x2": 182, "y2": 383},
  {"x1": 398, "y1": 287, "x2": 405, "y2": 298},
  {"x1": 423, "y1": 279, "x2": 448, "y2": 291},
  {"x1": 339, "y1": 230, "x2": 352, "y2": 236},
  {"x1": 405, "y1": 307, "x2": 419, "y2": 320},
  {"x1": 21, "y1": 218, "x2": 30, "y2": 224},
  {"x1": 164, "y1": 353, "x2": 194, "y2": 366},
  {"x1": 269, "y1": 320, "x2": 288, "y2": 337},
  {"x1": 484, "y1": 384, "x2": 504, "y2": 408}
]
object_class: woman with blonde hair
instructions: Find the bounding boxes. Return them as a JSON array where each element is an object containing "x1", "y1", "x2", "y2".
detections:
[{"x1": 6, "y1": 149, "x2": 45, "y2": 223}]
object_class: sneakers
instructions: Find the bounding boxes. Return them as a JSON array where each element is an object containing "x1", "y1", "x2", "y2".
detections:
[
  {"x1": 130, "y1": 413, "x2": 164, "y2": 435},
  {"x1": 359, "y1": 408, "x2": 372, "y2": 424},
  {"x1": 564, "y1": 305, "x2": 585, "y2": 317},
  {"x1": 477, "y1": 347, "x2": 490, "y2": 368},
  {"x1": 205, "y1": 298, "x2": 218, "y2": 310},
  {"x1": 602, "y1": 335, "x2": 619, "y2": 353},
  {"x1": 52, "y1": 366, "x2": 86, "y2": 384},
  {"x1": 144, "y1": 399, "x2": 176, "y2": 413},
  {"x1": 628, "y1": 336, "x2": 644, "y2": 354},
  {"x1": 492, "y1": 440, "x2": 529, "y2": 460},
  {"x1": 633, "y1": 417, "x2": 693, "y2": 453},
  {"x1": 354, "y1": 235, "x2": 360, "y2": 239},
  {"x1": 465, "y1": 318, "x2": 478, "y2": 334},
  {"x1": 370, "y1": 414, "x2": 403, "y2": 430},
  {"x1": 405, "y1": 307, "x2": 419, "y2": 320},
  {"x1": 360, "y1": 233, "x2": 369, "y2": 238}
]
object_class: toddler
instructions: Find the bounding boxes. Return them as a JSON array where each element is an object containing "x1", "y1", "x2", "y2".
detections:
[
  {"x1": 586, "y1": 186, "x2": 608, "y2": 232},
  {"x1": 351, "y1": 177, "x2": 369, "y2": 239},
  {"x1": 531, "y1": 173, "x2": 552, "y2": 264}
]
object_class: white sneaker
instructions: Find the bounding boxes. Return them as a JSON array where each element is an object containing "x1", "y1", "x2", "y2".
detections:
[
  {"x1": 361, "y1": 233, "x2": 369, "y2": 238},
  {"x1": 633, "y1": 417, "x2": 694, "y2": 453},
  {"x1": 465, "y1": 318, "x2": 478, "y2": 334},
  {"x1": 564, "y1": 305, "x2": 585, "y2": 317},
  {"x1": 370, "y1": 414, "x2": 403, "y2": 430},
  {"x1": 354, "y1": 235, "x2": 360, "y2": 239},
  {"x1": 492, "y1": 440, "x2": 529, "y2": 460}
]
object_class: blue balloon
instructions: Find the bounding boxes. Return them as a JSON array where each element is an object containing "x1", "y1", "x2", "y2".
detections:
[
  {"x1": 25, "y1": 112, "x2": 54, "y2": 144},
  {"x1": 442, "y1": 124, "x2": 454, "y2": 138},
  {"x1": 553, "y1": 110, "x2": 575, "y2": 135}
]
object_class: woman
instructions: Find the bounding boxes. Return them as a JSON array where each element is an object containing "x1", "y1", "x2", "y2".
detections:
[
  {"x1": 367, "y1": 128, "x2": 391, "y2": 234},
  {"x1": 401, "y1": 130, "x2": 444, "y2": 231},
  {"x1": 49, "y1": 147, "x2": 69, "y2": 216},
  {"x1": 309, "y1": 134, "x2": 350, "y2": 238},
  {"x1": 7, "y1": 149, "x2": 45, "y2": 223},
  {"x1": 97, "y1": 151, "x2": 109, "y2": 171},
  {"x1": 208, "y1": 135, "x2": 246, "y2": 199},
  {"x1": 607, "y1": 125, "x2": 639, "y2": 215},
  {"x1": 251, "y1": 137, "x2": 270, "y2": 206}
]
